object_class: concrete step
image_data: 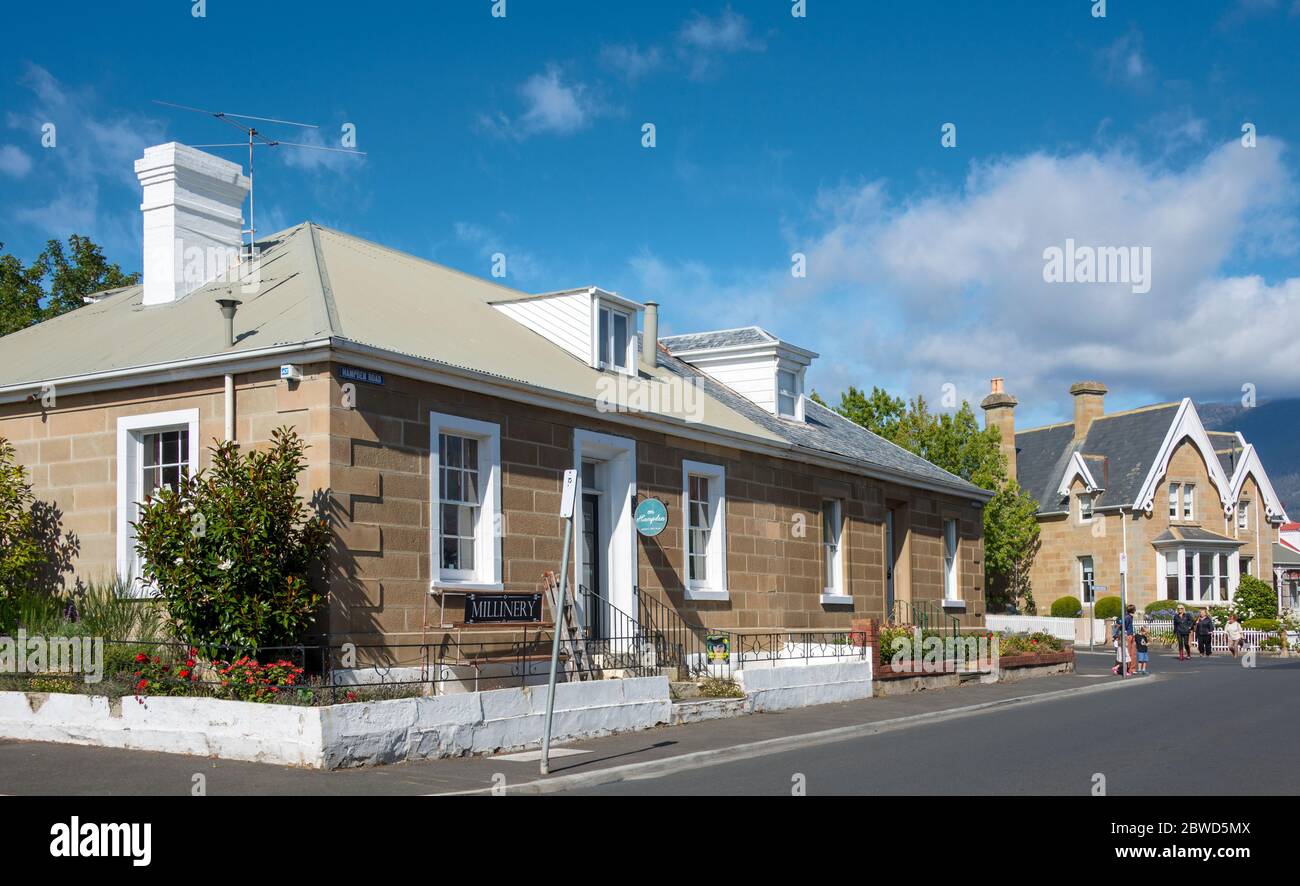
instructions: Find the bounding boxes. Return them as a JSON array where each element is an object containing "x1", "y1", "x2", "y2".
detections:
[
  {"x1": 670, "y1": 681, "x2": 701, "y2": 700},
  {"x1": 670, "y1": 696, "x2": 748, "y2": 725}
]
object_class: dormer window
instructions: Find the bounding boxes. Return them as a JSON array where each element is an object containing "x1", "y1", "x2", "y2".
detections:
[
  {"x1": 1078, "y1": 493, "x2": 1094, "y2": 523},
  {"x1": 597, "y1": 303, "x2": 634, "y2": 374}
]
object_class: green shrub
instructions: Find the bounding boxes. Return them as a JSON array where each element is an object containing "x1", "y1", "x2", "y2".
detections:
[
  {"x1": 1093, "y1": 596, "x2": 1123, "y2": 619},
  {"x1": 1241, "y1": 618, "x2": 1281, "y2": 632},
  {"x1": 72, "y1": 576, "x2": 162, "y2": 641},
  {"x1": 1050, "y1": 596, "x2": 1083, "y2": 618},
  {"x1": 997, "y1": 631, "x2": 1064, "y2": 655},
  {"x1": 0, "y1": 438, "x2": 44, "y2": 632},
  {"x1": 1233, "y1": 576, "x2": 1278, "y2": 621},
  {"x1": 697, "y1": 676, "x2": 744, "y2": 699},
  {"x1": 132, "y1": 428, "x2": 329, "y2": 657}
]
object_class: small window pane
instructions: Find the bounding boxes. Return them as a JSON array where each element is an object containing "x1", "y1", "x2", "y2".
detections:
[
  {"x1": 598, "y1": 309, "x2": 610, "y2": 365},
  {"x1": 1183, "y1": 486, "x2": 1195, "y2": 520},
  {"x1": 612, "y1": 312, "x2": 628, "y2": 368}
]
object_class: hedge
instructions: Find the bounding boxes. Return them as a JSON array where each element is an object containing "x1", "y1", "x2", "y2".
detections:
[
  {"x1": 1050, "y1": 596, "x2": 1083, "y2": 618},
  {"x1": 1093, "y1": 596, "x2": 1123, "y2": 619}
]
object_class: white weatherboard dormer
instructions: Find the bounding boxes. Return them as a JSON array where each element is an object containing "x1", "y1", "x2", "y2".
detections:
[
  {"x1": 660, "y1": 327, "x2": 817, "y2": 421},
  {"x1": 490, "y1": 286, "x2": 644, "y2": 376}
]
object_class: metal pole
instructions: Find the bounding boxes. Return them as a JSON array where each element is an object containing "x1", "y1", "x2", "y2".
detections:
[
  {"x1": 1119, "y1": 571, "x2": 1128, "y2": 678},
  {"x1": 541, "y1": 469, "x2": 578, "y2": 776}
]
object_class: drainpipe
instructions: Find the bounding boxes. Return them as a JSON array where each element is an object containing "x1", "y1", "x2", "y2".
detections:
[
  {"x1": 216, "y1": 296, "x2": 241, "y2": 443},
  {"x1": 224, "y1": 374, "x2": 235, "y2": 442}
]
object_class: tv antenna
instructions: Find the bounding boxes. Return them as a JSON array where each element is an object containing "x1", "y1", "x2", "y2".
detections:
[{"x1": 152, "y1": 99, "x2": 366, "y2": 256}]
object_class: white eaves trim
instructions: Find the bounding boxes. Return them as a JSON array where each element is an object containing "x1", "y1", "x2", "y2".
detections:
[
  {"x1": 1227, "y1": 442, "x2": 1290, "y2": 524},
  {"x1": 1057, "y1": 451, "x2": 1102, "y2": 497},
  {"x1": 1131, "y1": 398, "x2": 1234, "y2": 516}
]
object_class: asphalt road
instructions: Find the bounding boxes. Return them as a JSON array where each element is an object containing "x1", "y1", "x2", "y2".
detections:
[{"x1": 572, "y1": 652, "x2": 1300, "y2": 796}]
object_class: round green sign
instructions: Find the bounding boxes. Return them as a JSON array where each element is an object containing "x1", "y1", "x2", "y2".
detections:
[{"x1": 634, "y1": 497, "x2": 668, "y2": 537}]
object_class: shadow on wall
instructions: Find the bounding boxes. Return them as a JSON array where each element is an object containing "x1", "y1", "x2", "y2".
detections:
[{"x1": 29, "y1": 499, "x2": 79, "y2": 598}]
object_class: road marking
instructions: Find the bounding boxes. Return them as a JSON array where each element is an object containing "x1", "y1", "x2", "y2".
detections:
[{"x1": 432, "y1": 675, "x2": 1160, "y2": 796}]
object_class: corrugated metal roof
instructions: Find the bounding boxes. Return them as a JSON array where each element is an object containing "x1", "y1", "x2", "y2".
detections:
[{"x1": 0, "y1": 221, "x2": 985, "y2": 495}]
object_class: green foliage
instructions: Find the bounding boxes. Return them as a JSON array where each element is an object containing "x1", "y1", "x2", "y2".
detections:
[
  {"x1": 1050, "y1": 596, "x2": 1083, "y2": 618},
  {"x1": 73, "y1": 576, "x2": 162, "y2": 641},
  {"x1": 983, "y1": 479, "x2": 1041, "y2": 614},
  {"x1": 1241, "y1": 618, "x2": 1281, "y2": 631},
  {"x1": 828, "y1": 385, "x2": 1038, "y2": 613},
  {"x1": 0, "y1": 235, "x2": 138, "y2": 337},
  {"x1": 132, "y1": 427, "x2": 330, "y2": 657},
  {"x1": 0, "y1": 438, "x2": 44, "y2": 630},
  {"x1": 1093, "y1": 596, "x2": 1123, "y2": 619},
  {"x1": 697, "y1": 676, "x2": 744, "y2": 699},
  {"x1": 997, "y1": 631, "x2": 1064, "y2": 655},
  {"x1": 1232, "y1": 575, "x2": 1277, "y2": 622}
]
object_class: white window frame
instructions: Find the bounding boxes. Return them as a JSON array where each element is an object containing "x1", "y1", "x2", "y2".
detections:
[
  {"x1": 682, "y1": 459, "x2": 728, "y2": 601},
  {"x1": 595, "y1": 301, "x2": 635, "y2": 376},
  {"x1": 776, "y1": 367, "x2": 803, "y2": 420},
  {"x1": 1237, "y1": 501, "x2": 1249, "y2": 531},
  {"x1": 820, "y1": 499, "x2": 851, "y2": 605},
  {"x1": 116, "y1": 409, "x2": 200, "y2": 595},
  {"x1": 1078, "y1": 493, "x2": 1094, "y2": 524},
  {"x1": 942, "y1": 518, "x2": 961, "y2": 605},
  {"x1": 1168, "y1": 481, "x2": 1195, "y2": 521},
  {"x1": 1079, "y1": 556, "x2": 1096, "y2": 604},
  {"x1": 430, "y1": 411, "x2": 502, "y2": 590},
  {"x1": 1182, "y1": 483, "x2": 1195, "y2": 521}
]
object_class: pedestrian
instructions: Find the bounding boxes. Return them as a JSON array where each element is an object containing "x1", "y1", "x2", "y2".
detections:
[
  {"x1": 1124, "y1": 604, "x2": 1138, "y2": 674},
  {"x1": 1172, "y1": 604, "x2": 1194, "y2": 660},
  {"x1": 1135, "y1": 626, "x2": 1151, "y2": 675},
  {"x1": 1195, "y1": 608, "x2": 1215, "y2": 656},
  {"x1": 1225, "y1": 614, "x2": 1245, "y2": 658}
]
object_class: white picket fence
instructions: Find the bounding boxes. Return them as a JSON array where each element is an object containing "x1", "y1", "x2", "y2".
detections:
[{"x1": 985, "y1": 614, "x2": 1079, "y2": 640}]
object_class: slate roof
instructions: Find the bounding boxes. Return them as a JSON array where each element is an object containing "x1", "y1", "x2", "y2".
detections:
[
  {"x1": 651, "y1": 338, "x2": 987, "y2": 496},
  {"x1": 1015, "y1": 404, "x2": 1182, "y2": 514},
  {"x1": 660, "y1": 327, "x2": 779, "y2": 352},
  {"x1": 1273, "y1": 543, "x2": 1300, "y2": 566},
  {"x1": 1152, "y1": 526, "x2": 1242, "y2": 545}
]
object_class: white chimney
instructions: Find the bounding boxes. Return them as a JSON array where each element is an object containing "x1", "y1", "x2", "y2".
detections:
[{"x1": 134, "y1": 143, "x2": 251, "y2": 306}]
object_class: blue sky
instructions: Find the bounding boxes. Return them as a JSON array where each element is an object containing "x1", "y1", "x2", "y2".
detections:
[{"x1": 3, "y1": 1, "x2": 1300, "y2": 428}]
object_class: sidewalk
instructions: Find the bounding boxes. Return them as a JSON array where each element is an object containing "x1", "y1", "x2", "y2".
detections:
[{"x1": 0, "y1": 656, "x2": 1140, "y2": 796}]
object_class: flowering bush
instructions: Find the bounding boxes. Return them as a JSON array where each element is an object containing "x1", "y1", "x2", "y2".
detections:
[
  {"x1": 131, "y1": 648, "x2": 202, "y2": 700},
  {"x1": 132, "y1": 427, "x2": 329, "y2": 657},
  {"x1": 997, "y1": 631, "x2": 1064, "y2": 655},
  {"x1": 213, "y1": 655, "x2": 307, "y2": 703}
]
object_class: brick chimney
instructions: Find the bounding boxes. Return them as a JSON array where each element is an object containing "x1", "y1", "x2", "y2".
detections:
[
  {"x1": 134, "y1": 143, "x2": 250, "y2": 306},
  {"x1": 1070, "y1": 381, "x2": 1107, "y2": 440},
  {"x1": 980, "y1": 377, "x2": 1018, "y2": 481}
]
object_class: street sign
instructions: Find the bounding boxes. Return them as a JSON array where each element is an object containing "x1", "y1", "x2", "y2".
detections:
[
  {"x1": 1119, "y1": 552, "x2": 1128, "y2": 575},
  {"x1": 559, "y1": 469, "x2": 578, "y2": 519}
]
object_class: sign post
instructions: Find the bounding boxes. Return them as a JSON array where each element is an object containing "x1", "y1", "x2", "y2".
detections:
[
  {"x1": 540, "y1": 469, "x2": 579, "y2": 776},
  {"x1": 1118, "y1": 552, "x2": 1129, "y2": 679}
]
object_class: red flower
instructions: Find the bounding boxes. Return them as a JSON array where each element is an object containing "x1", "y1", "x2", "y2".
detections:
[{"x1": 135, "y1": 653, "x2": 149, "y2": 663}]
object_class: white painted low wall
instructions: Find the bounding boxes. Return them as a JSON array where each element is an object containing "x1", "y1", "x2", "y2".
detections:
[
  {"x1": 0, "y1": 677, "x2": 672, "y2": 770},
  {"x1": 736, "y1": 660, "x2": 873, "y2": 712},
  {"x1": 0, "y1": 692, "x2": 323, "y2": 767},
  {"x1": 319, "y1": 676, "x2": 671, "y2": 768}
]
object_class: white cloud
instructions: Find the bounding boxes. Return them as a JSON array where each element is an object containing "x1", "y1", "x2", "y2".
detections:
[
  {"x1": 4, "y1": 64, "x2": 164, "y2": 257},
  {"x1": 454, "y1": 220, "x2": 544, "y2": 285},
  {"x1": 676, "y1": 7, "x2": 766, "y2": 80},
  {"x1": 1098, "y1": 31, "x2": 1152, "y2": 88},
  {"x1": 600, "y1": 43, "x2": 664, "y2": 83},
  {"x1": 632, "y1": 138, "x2": 1300, "y2": 418},
  {"x1": 278, "y1": 124, "x2": 365, "y2": 174},
  {"x1": 480, "y1": 65, "x2": 603, "y2": 139},
  {"x1": 0, "y1": 144, "x2": 32, "y2": 178}
]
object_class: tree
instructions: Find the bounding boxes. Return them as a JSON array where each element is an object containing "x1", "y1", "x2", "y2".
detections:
[
  {"x1": 132, "y1": 428, "x2": 330, "y2": 655},
  {"x1": 828, "y1": 385, "x2": 1041, "y2": 613},
  {"x1": 0, "y1": 236, "x2": 138, "y2": 337},
  {"x1": 0, "y1": 439, "x2": 44, "y2": 631},
  {"x1": 1232, "y1": 575, "x2": 1277, "y2": 622}
]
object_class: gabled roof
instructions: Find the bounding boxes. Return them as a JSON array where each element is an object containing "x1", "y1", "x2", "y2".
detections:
[
  {"x1": 0, "y1": 222, "x2": 986, "y2": 499},
  {"x1": 1016, "y1": 404, "x2": 1180, "y2": 514},
  {"x1": 1275, "y1": 543, "x2": 1300, "y2": 565}
]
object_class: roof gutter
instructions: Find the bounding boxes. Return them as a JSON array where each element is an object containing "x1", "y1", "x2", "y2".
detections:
[{"x1": 0, "y1": 335, "x2": 990, "y2": 503}]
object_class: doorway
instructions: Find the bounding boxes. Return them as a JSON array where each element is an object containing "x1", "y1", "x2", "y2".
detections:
[
  {"x1": 572, "y1": 430, "x2": 637, "y2": 639},
  {"x1": 885, "y1": 502, "x2": 910, "y2": 619},
  {"x1": 580, "y1": 461, "x2": 607, "y2": 638}
]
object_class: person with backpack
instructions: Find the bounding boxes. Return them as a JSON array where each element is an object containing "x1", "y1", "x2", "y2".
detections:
[{"x1": 1172, "y1": 604, "x2": 1194, "y2": 661}]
